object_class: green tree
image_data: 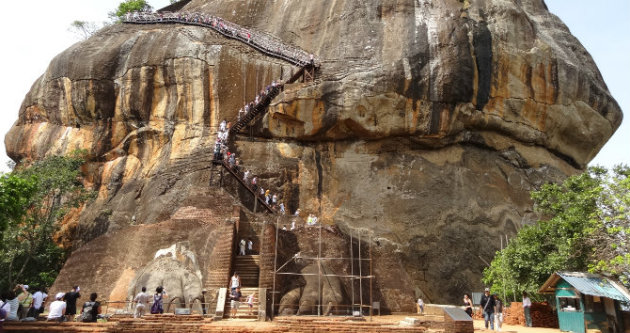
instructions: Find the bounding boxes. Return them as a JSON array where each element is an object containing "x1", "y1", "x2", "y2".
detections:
[
  {"x1": 0, "y1": 151, "x2": 94, "y2": 290},
  {"x1": 483, "y1": 166, "x2": 629, "y2": 301},
  {"x1": 588, "y1": 165, "x2": 630, "y2": 284},
  {"x1": 0, "y1": 173, "x2": 38, "y2": 236},
  {"x1": 108, "y1": 0, "x2": 153, "y2": 22}
]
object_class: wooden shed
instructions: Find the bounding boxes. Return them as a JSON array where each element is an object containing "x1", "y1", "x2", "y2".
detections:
[{"x1": 539, "y1": 272, "x2": 630, "y2": 333}]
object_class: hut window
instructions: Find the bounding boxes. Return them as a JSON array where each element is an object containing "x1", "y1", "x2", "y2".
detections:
[{"x1": 559, "y1": 297, "x2": 581, "y2": 312}]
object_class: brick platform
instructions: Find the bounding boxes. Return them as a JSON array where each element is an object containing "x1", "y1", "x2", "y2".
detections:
[{"x1": 2, "y1": 315, "x2": 439, "y2": 333}]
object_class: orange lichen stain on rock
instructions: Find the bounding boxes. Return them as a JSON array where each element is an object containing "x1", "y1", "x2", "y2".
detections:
[
  {"x1": 484, "y1": 96, "x2": 505, "y2": 120},
  {"x1": 438, "y1": 108, "x2": 451, "y2": 135},
  {"x1": 309, "y1": 100, "x2": 326, "y2": 135},
  {"x1": 108, "y1": 268, "x2": 136, "y2": 309},
  {"x1": 54, "y1": 205, "x2": 85, "y2": 249},
  {"x1": 207, "y1": 70, "x2": 217, "y2": 128},
  {"x1": 122, "y1": 155, "x2": 143, "y2": 182},
  {"x1": 151, "y1": 69, "x2": 168, "y2": 121},
  {"x1": 60, "y1": 78, "x2": 76, "y2": 125},
  {"x1": 97, "y1": 158, "x2": 121, "y2": 199},
  {"x1": 24, "y1": 105, "x2": 45, "y2": 123},
  {"x1": 108, "y1": 120, "x2": 130, "y2": 150},
  {"x1": 408, "y1": 98, "x2": 432, "y2": 134},
  {"x1": 531, "y1": 62, "x2": 556, "y2": 105},
  {"x1": 24, "y1": 122, "x2": 46, "y2": 158},
  {"x1": 520, "y1": 99, "x2": 547, "y2": 131},
  {"x1": 320, "y1": 193, "x2": 351, "y2": 225}
]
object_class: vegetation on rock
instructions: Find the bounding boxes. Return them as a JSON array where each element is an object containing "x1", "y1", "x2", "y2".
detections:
[
  {"x1": 0, "y1": 151, "x2": 94, "y2": 290},
  {"x1": 483, "y1": 166, "x2": 630, "y2": 301},
  {"x1": 108, "y1": 0, "x2": 152, "y2": 21},
  {"x1": 68, "y1": 20, "x2": 101, "y2": 40}
]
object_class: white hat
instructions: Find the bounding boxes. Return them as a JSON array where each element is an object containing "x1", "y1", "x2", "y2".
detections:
[
  {"x1": 23, "y1": 285, "x2": 29, "y2": 290},
  {"x1": 484, "y1": 287, "x2": 490, "y2": 292},
  {"x1": 55, "y1": 292, "x2": 65, "y2": 300}
]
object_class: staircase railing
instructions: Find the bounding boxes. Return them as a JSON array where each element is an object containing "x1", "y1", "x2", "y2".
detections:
[
  {"x1": 123, "y1": 11, "x2": 319, "y2": 68},
  {"x1": 214, "y1": 160, "x2": 274, "y2": 213}
]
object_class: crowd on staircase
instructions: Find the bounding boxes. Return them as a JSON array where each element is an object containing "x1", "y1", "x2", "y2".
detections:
[{"x1": 124, "y1": 10, "x2": 317, "y2": 67}]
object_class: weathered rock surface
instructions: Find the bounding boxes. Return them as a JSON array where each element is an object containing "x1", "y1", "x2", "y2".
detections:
[{"x1": 5, "y1": 0, "x2": 622, "y2": 307}]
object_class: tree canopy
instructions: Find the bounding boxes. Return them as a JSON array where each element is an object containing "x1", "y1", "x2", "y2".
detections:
[
  {"x1": 483, "y1": 166, "x2": 630, "y2": 301},
  {"x1": 0, "y1": 151, "x2": 94, "y2": 290},
  {"x1": 108, "y1": 0, "x2": 153, "y2": 21}
]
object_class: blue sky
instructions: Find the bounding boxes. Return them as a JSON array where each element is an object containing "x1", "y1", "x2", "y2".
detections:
[
  {"x1": 0, "y1": 0, "x2": 626, "y2": 171},
  {"x1": 546, "y1": 0, "x2": 630, "y2": 168}
]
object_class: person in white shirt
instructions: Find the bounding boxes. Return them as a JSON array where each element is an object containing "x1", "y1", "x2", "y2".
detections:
[
  {"x1": 30, "y1": 288, "x2": 47, "y2": 317},
  {"x1": 522, "y1": 291, "x2": 532, "y2": 327},
  {"x1": 133, "y1": 287, "x2": 150, "y2": 318},
  {"x1": 416, "y1": 298, "x2": 424, "y2": 314},
  {"x1": 47, "y1": 293, "x2": 66, "y2": 322}
]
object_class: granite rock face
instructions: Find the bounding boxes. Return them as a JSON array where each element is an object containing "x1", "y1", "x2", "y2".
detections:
[{"x1": 5, "y1": 0, "x2": 622, "y2": 307}]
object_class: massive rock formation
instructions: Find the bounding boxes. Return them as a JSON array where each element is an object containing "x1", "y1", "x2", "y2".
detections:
[{"x1": 5, "y1": 0, "x2": 622, "y2": 308}]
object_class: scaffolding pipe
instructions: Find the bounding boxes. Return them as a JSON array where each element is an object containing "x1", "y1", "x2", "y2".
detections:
[
  {"x1": 369, "y1": 230, "x2": 373, "y2": 321},
  {"x1": 318, "y1": 222, "x2": 322, "y2": 316},
  {"x1": 350, "y1": 230, "x2": 354, "y2": 313},
  {"x1": 359, "y1": 230, "x2": 363, "y2": 315},
  {"x1": 275, "y1": 272, "x2": 375, "y2": 278},
  {"x1": 271, "y1": 217, "x2": 279, "y2": 319}
]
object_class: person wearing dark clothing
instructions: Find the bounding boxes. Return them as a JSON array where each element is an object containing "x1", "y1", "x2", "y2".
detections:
[
  {"x1": 480, "y1": 288, "x2": 495, "y2": 330},
  {"x1": 463, "y1": 293, "x2": 473, "y2": 317},
  {"x1": 64, "y1": 286, "x2": 80, "y2": 321},
  {"x1": 80, "y1": 293, "x2": 100, "y2": 322},
  {"x1": 229, "y1": 287, "x2": 242, "y2": 319}
]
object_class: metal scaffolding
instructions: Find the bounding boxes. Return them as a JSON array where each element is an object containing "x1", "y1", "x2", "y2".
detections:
[{"x1": 271, "y1": 217, "x2": 375, "y2": 319}]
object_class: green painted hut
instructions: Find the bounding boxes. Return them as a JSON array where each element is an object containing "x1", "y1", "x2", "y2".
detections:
[{"x1": 539, "y1": 272, "x2": 630, "y2": 333}]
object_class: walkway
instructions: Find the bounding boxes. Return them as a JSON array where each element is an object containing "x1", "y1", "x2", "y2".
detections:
[
  {"x1": 123, "y1": 11, "x2": 318, "y2": 67},
  {"x1": 214, "y1": 159, "x2": 275, "y2": 213}
]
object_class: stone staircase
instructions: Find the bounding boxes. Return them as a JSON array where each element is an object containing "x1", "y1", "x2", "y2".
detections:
[
  {"x1": 223, "y1": 286, "x2": 260, "y2": 319},
  {"x1": 223, "y1": 254, "x2": 261, "y2": 319},
  {"x1": 233, "y1": 255, "x2": 260, "y2": 286}
]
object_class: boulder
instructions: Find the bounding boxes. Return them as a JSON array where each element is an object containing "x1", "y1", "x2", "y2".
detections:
[{"x1": 7, "y1": 0, "x2": 622, "y2": 307}]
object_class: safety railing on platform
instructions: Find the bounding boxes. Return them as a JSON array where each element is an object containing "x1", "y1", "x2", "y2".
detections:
[
  {"x1": 123, "y1": 11, "x2": 318, "y2": 68},
  {"x1": 101, "y1": 299, "x2": 212, "y2": 316}
]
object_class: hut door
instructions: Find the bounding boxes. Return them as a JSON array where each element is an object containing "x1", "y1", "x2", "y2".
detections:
[
  {"x1": 557, "y1": 296, "x2": 585, "y2": 333},
  {"x1": 603, "y1": 298, "x2": 619, "y2": 332}
]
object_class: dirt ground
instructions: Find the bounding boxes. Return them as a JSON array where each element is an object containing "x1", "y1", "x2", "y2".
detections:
[
  {"x1": 213, "y1": 315, "x2": 564, "y2": 332},
  {"x1": 473, "y1": 319, "x2": 562, "y2": 333}
]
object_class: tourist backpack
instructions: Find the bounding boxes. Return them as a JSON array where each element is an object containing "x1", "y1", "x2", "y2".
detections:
[{"x1": 80, "y1": 301, "x2": 99, "y2": 322}]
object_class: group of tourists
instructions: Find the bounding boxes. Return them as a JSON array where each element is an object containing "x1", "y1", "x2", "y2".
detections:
[
  {"x1": 124, "y1": 11, "x2": 315, "y2": 67},
  {"x1": 0, "y1": 285, "x2": 100, "y2": 323},
  {"x1": 132, "y1": 286, "x2": 167, "y2": 318},
  {"x1": 478, "y1": 288, "x2": 504, "y2": 331},
  {"x1": 0, "y1": 283, "x2": 171, "y2": 323},
  {"x1": 238, "y1": 238, "x2": 254, "y2": 256},
  {"x1": 228, "y1": 273, "x2": 256, "y2": 318},
  {"x1": 472, "y1": 288, "x2": 531, "y2": 331},
  {"x1": 0, "y1": 285, "x2": 47, "y2": 321}
]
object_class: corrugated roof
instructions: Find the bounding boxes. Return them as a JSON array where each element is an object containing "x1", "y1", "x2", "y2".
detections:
[{"x1": 556, "y1": 272, "x2": 630, "y2": 302}]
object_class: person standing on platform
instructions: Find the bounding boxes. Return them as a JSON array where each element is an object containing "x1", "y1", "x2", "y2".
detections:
[
  {"x1": 494, "y1": 294, "x2": 503, "y2": 331},
  {"x1": 480, "y1": 288, "x2": 495, "y2": 330},
  {"x1": 522, "y1": 291, "x2": 532, "y2": 327},
  {"x1": 463, "y1": 293, "x2": 473, "y2": 317},
  {"x1": 416, "y1": 297, "x2": 424, "y2": 315},
  {"x1": 64, "y1": 286, "x2": 81, "y2": 321},
  {"x1": 133, "y1": 287, "x2": 150, "y2": 318}
]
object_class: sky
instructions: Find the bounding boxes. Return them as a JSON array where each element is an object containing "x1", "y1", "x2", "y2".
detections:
[{"x1": 0, "y1": 1, "x2": 627, "y2": 172}]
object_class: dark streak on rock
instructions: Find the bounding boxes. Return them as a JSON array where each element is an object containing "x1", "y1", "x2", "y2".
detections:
[{"x1": 473, "y1": 20, "x2": 492, "y2": 111}]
